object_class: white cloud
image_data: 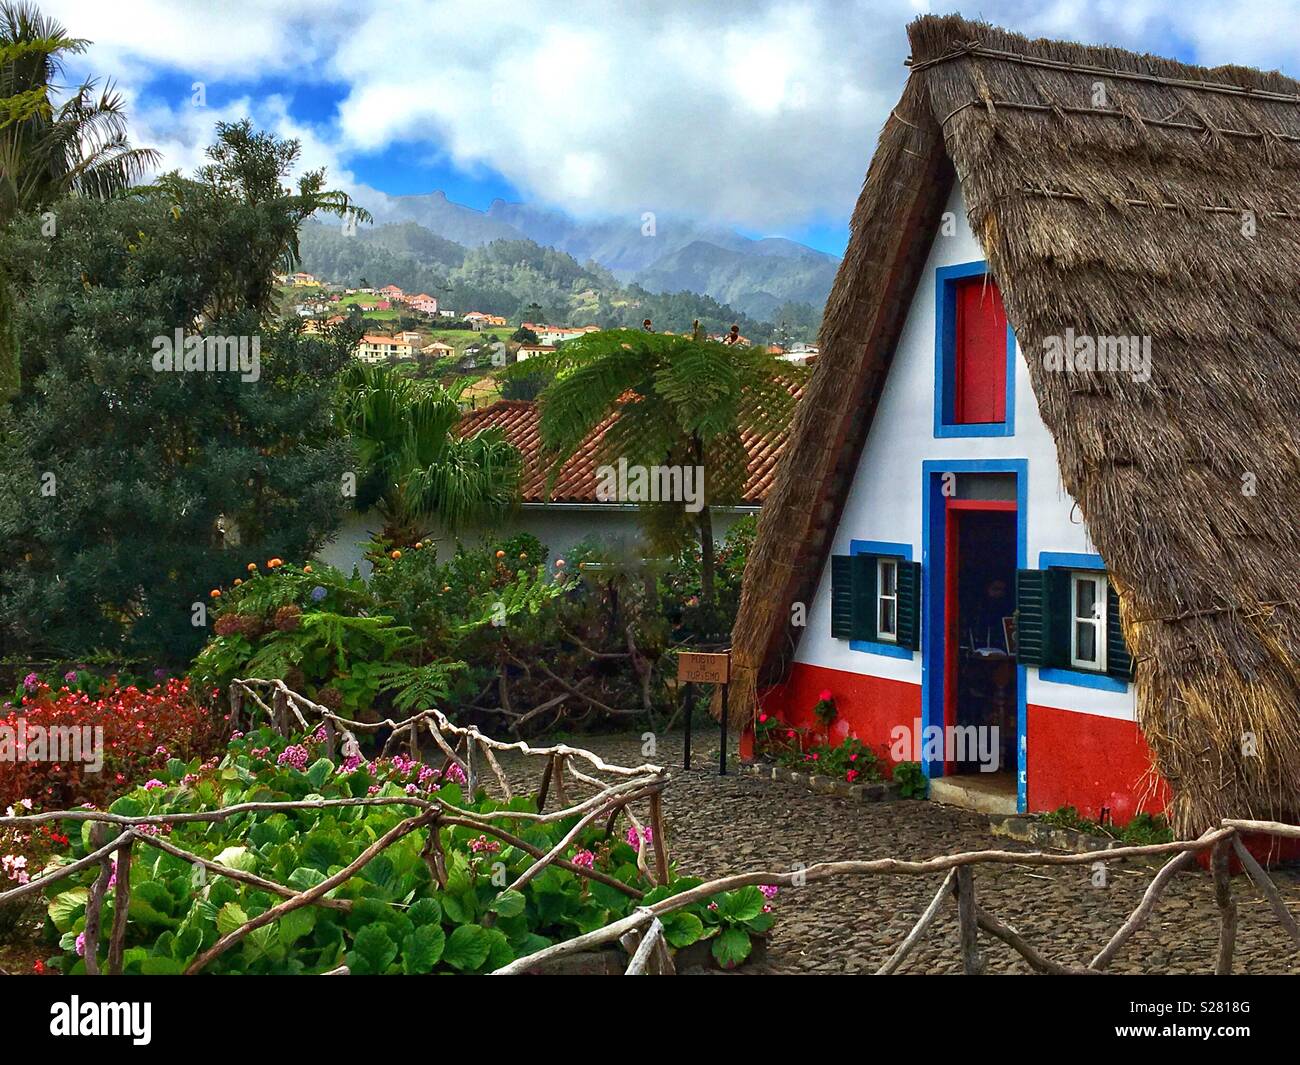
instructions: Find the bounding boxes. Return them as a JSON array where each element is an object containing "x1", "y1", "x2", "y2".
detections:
[{"x1": 31, "y1": 0, "x2": 1300, "y2": 231}]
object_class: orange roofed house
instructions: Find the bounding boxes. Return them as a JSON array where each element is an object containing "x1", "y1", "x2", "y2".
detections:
[{"x1": 318, "y1": 390, "x2": 801, "y2": 575}]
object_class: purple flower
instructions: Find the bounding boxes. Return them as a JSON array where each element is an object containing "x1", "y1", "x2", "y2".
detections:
[
  {"x1": 276, "y1": 744, "x2": 310, "y2": 771},
  {"x1": 759, "y1": 884, "x2": 779, "y2": 900},
  {"x1": 143, "y1": 779, "x2": 164, "y2": 790},
  {"x1": 63, "y1": 670, "x2": 78, "y2": 683},
  {"x1": 75, "y1": 932, "x2": 86, "y2": 957},
  {"x1": 310, "y1": 586, "x2": 327, "y2": 602},
  {"x1": 23, "y1": 673, "x2": 38, "y2": 691}
]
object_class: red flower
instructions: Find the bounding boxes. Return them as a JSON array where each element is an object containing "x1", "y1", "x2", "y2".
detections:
[{"x1": 817, "y1": 689, "x2": 833, "y2": 702}]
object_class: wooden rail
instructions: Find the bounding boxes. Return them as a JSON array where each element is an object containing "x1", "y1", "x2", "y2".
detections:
[{"x1": 491, "y1": 822, "x2": 1300, "y2": 976}]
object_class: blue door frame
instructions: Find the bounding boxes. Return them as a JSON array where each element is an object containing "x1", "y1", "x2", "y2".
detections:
[{"x1": 920, "y1": 459, "x2": 1029, "y2": 812}]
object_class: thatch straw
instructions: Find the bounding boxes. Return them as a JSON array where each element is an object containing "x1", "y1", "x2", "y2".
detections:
[{"x1": 730, "y1": 14, "x2": 1300, "y2": 835}]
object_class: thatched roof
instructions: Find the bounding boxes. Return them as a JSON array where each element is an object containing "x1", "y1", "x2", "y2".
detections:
[{"x1": 729, "y1": 14, "x2": 1300, "y2": 834}]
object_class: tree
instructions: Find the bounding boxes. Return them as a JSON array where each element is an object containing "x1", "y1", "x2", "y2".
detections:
[
  {"x1": 0, "y1": 191, "x2": 354, "y2": 663},
  {"x1": 527, "y1": 329, "x2": 805, "y2": 607},
  {"x1": 0, "y1": 1, "x2": 160, "y2": 398},
  {"x1": 143, "y1": 119, "x2": 370, "y2": 321},
  {"x1": 337, "y1": 362, "x2": 521, "y2": 544}
]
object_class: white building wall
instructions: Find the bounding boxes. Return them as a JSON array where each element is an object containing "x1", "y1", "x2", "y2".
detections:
[
  {"x1": 316, "y1": 506, "x2": 755, "y2": 577},
  {"x1": 794, "y1": 184, "x2": 1135, "y2": 722}
]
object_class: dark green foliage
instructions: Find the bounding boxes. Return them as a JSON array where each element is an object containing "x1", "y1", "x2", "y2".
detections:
[{"x1": 0, "y1": 128, "x2": 359, "y2": 663}]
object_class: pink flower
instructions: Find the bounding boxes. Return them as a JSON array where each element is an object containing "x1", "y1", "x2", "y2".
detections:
[
  {"x1": 572, "y1": 849, "x2": 595, "y2": 869},
  {"x1": 759, "y1": 884, "x2": 779, "y2": 900},
  {"x1": 846, "y1": 769, "x2": 858, "y2": 783},
  {"x1": 75, "y1": 932, "x2": 86, "y2": 957},
  {"x1": 143, "y1": 778, "x2": 164, "y2": 790},
  {"x1": 626, "y1": 825, "x2": 653, "y2": 848},
  {"x1": 817, "y1": 689, "x2": 833, "y2": 702}
]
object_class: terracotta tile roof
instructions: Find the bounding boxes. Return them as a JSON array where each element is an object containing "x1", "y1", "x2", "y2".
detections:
[{"x1": 456, "y1": 385, "x2": 803, "y2": 505}]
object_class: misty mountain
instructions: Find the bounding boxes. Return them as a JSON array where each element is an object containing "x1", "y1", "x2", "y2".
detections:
[
  {"x1": 295, "y1": 222, "x2": 815, "y2": 342},
  {"x1": 359, "y1": 190, "x2": 839, "y2": 319}
]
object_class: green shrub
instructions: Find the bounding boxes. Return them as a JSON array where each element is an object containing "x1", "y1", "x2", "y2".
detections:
[{"x1": 39, "y1": 725, "x2": 776, "y2": 974}]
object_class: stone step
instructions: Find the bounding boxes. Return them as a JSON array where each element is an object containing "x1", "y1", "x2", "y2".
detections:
[{"x1": 928, "y1": 774, "x2": 1018, "y2": 816}]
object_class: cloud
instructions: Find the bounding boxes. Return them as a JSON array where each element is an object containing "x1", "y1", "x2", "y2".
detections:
[{"x1": 33, "y1": 0, "x2": 1300, "y2": 231}]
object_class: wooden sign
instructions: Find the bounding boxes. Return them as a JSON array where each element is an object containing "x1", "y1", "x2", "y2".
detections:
[{"x1": 677, "y1": 651, "x2": 730, "y2": 684}]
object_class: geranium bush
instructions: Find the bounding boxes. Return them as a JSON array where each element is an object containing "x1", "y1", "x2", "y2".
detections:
[
  {"x1": 36, "y1": 724, "x2": 776, "y2": 974},
  {"x1": 0, "y1": 675, "x2": 224, "y2": 812}
]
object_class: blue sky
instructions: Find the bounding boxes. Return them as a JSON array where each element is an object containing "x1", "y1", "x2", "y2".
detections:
[{"x1": 41, "y1": 1, "x2": 1300, "y2": 258}]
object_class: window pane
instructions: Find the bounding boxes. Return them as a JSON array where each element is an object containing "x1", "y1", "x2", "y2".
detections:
[
  {"x1": 880, "y1": 560, "x2": 897, "y2": 595},
  {"x1": 1075, "y1": 621, "x2": 1097, "y2": 663},
  {"x1": 1075, "y1": 578, "x2": 1096, "y2": 621},
  {"x1": 880, "y1": 599, "x2": 897, "y2": 636}
]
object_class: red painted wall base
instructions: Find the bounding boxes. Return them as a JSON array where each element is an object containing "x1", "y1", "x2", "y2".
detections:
[{"x1": 757, "y1": 662, "x2": 1172, "y2": 824}]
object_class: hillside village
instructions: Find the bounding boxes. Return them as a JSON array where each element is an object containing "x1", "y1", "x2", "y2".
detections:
[{"x1": 278, "y1": 269, "x2": 819, "y2": 407}]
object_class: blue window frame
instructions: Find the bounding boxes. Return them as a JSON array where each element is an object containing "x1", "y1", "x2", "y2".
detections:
[
  {"x1": 848, "y1": 539, "x2": 914, "y2": 660},
  {"x1": 933, "y1": 260, "x2": 1017, "y2": 439},
  {"x1": 1035, "y1": 551, "x2": 1129, "y2": 693}
]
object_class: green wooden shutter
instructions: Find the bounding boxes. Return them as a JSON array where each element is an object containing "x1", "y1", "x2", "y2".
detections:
[
  {"x1": 851, "y1": 553, "x2": 877, "y2": 641},
  {"x1": 1105, "y1": 583, "x2": 1134, "y2": 681},
  {"x1": 1016, "y1": 568, "x2": 1069, "y2": 667},
  {"x1": 830, "y1": 555, "x2": 854, "y2": 639},
  {"x1": 896, "y1": 560, "x2": 922, "y2": 650}
]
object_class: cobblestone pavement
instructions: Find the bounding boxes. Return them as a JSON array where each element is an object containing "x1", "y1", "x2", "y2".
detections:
[{"x1": 498, "y1": 731, "x2": 1300, "y2": 975}]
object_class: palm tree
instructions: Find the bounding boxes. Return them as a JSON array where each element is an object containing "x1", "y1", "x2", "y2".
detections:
[
  {"x1": 0, "y1": 2, "x2": 159, "y2": 222},
  {"x1": 337, "y1": 362, "x2": 521, "y2": 544},
  {"x1": 526, "y1": 328, "x2": 805, "y2": 605},
  {"x1": 0, "y1": 2, "x2": 160, "y2": 399}
]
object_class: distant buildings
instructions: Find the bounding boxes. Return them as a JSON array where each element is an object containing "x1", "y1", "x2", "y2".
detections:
[
  {"x1": 356, "y1": 335, "x2": 414, "y2": 363},
  {"x1": 515, "y1": 343, "x2": 557, "y2": 362},
  {"x1": 522, "y1": 323, "x2": 598, "y2": 346},
  {"x1": 409, "y1": 293, "x2": 439, "y2": 315}
]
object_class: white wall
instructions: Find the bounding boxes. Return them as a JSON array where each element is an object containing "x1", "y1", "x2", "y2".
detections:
[
  {"x1": 794, "y1": 184, "x2": 1135, "y2": 722},
  {"x1": 315, "y1": 505, "x2": 756, "y2": 576}
]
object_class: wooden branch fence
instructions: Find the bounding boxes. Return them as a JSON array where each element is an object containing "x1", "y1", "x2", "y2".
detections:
[
  {"x1": 494, "y1": 821, "x2": 1300, "y2": 976},
  {"x1": 0, "y1": 678, "x2": 671, "y2": 975},
  {"x1": 3, "y1": 678, "x2": 1299, "y2": 976}
]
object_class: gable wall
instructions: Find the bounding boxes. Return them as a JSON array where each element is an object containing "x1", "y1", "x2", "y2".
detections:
[{"x1": 761, "y1": 184, "x2": 1163, "y2": 821}]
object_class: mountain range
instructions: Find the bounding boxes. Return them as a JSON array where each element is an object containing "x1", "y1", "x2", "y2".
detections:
[{"x1": 354, "y1": 191, "x2": 840, "y2": 321}]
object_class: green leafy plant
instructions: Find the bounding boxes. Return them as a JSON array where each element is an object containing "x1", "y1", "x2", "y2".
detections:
[
  {"x1": 35, "y1": 723, "x2": 772, "y2": 975},
  {"x1": 892, "y1": 761, "x2": 929, "y2": 799}
]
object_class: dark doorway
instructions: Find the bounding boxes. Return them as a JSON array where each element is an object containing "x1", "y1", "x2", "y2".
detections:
[{"x1": 946, "y1": 507, "x2": 1017, "y2": 775}]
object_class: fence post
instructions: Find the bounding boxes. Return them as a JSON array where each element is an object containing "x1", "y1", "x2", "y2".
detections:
[
  {"x1": 107, "y1": 838, "x2": 134, "y2": 975},
  {"x1": 1212, "y1": 836, "x2": 1238, "y2": 975},
  {"x1": 272, "y1": 687, "x2": 289, "y2": 737},
  {"x1": 955, "y1": 866, "x2": 985, "y2": 975},
  {"x1": 229, "y1": 683, "x2": 243, "y2": 734}
]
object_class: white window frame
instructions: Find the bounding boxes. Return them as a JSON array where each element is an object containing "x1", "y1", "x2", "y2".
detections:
[
  {"x1": 876, "y1": 557, "x2": 899, "y2": 642},
  {"x1": 1070, "y1": 571, "x2": 1107, "y2": 672}
]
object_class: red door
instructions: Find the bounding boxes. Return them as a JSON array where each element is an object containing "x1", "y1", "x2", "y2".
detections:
[{"x1": 953, "y1": 279, "x2": 1008, "y2": 424}]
